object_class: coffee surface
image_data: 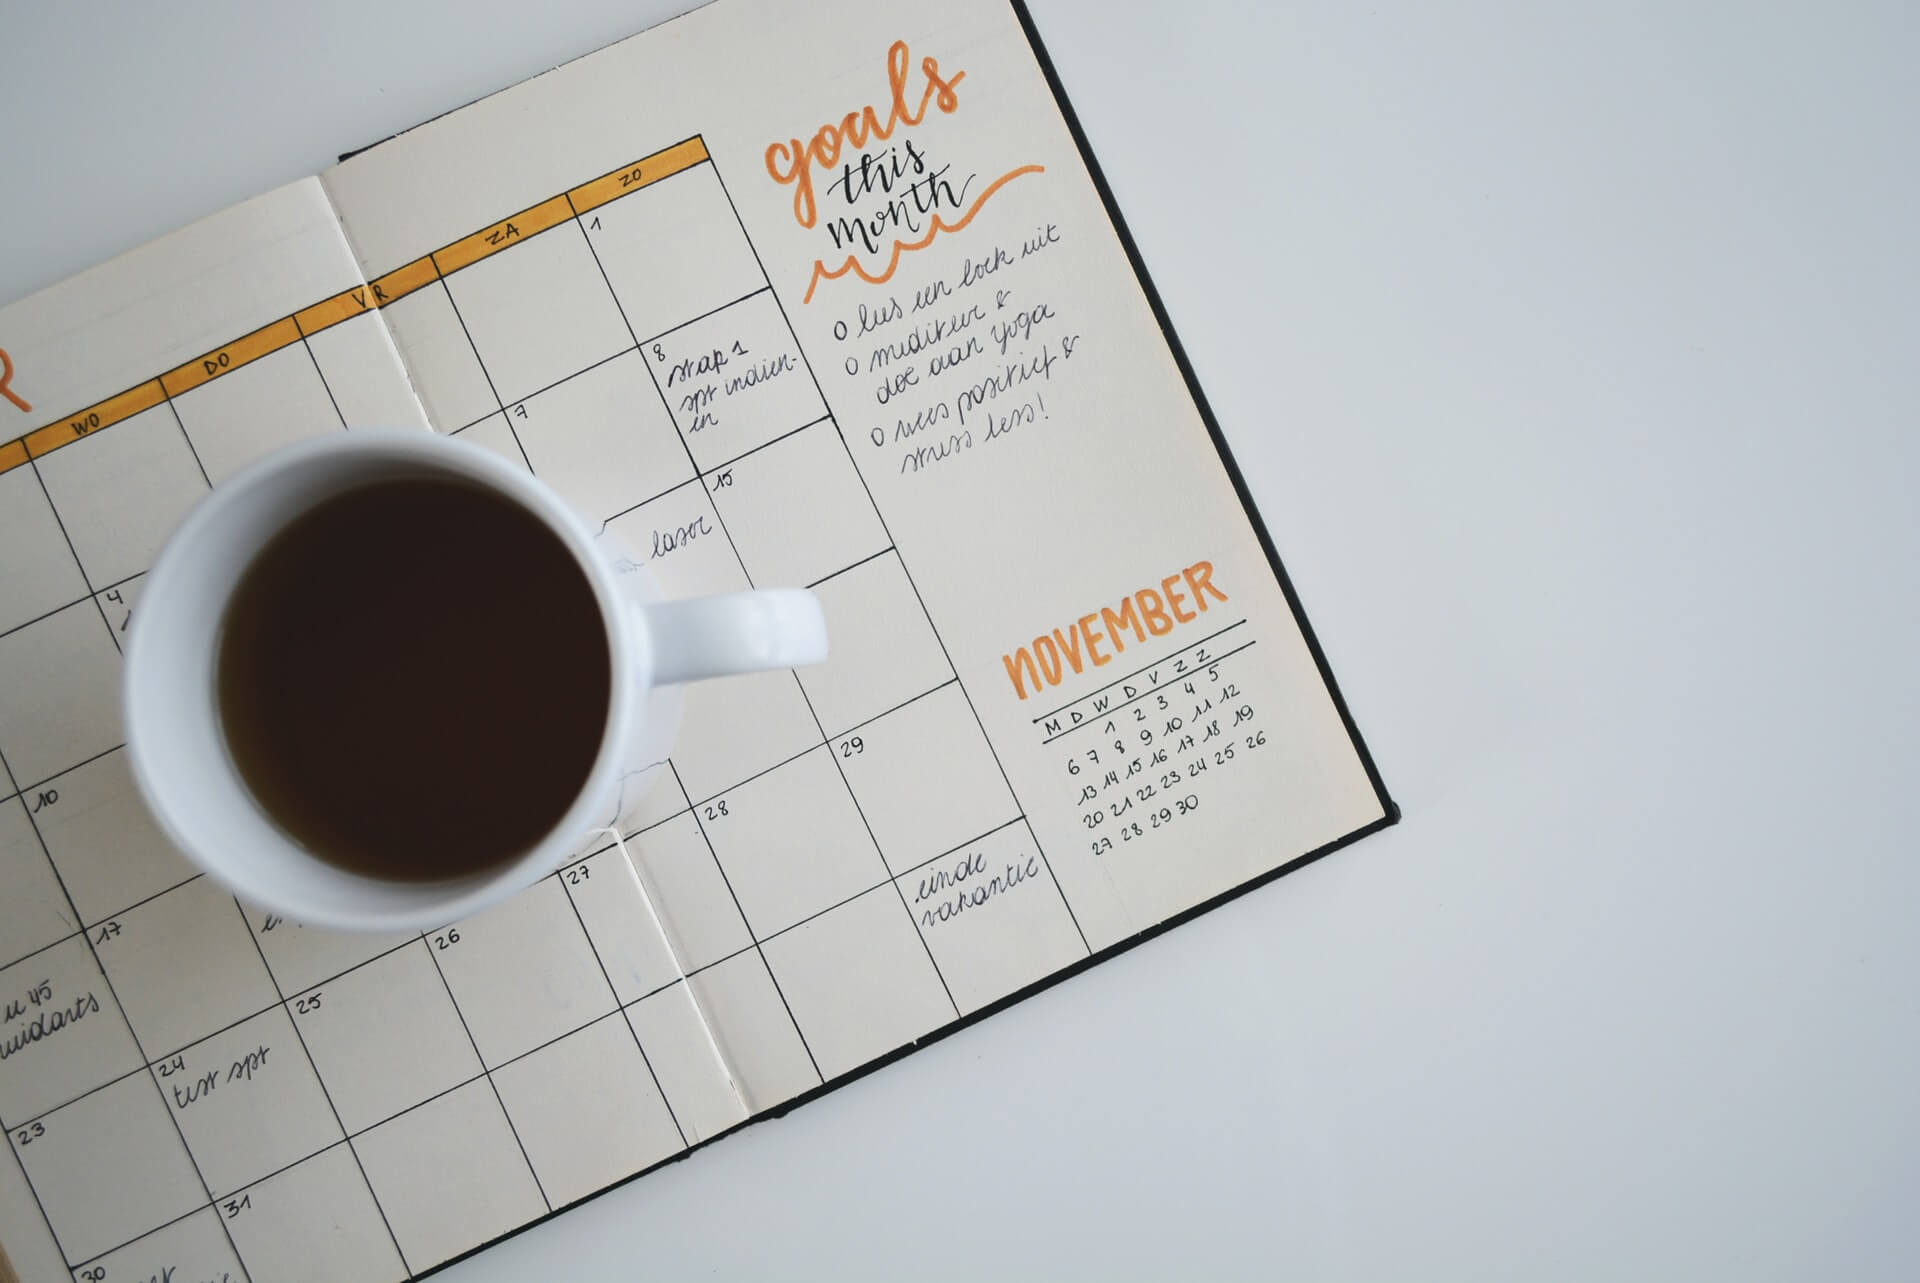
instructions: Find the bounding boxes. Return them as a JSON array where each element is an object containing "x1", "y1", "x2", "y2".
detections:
[{"x1": 218, "y1": 478, "x2": 611, "y2": 880}]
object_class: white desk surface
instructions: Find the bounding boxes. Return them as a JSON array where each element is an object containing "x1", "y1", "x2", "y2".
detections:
[{"x1": 6, "y1": 2, "x2": 1917, "y2": 1278}]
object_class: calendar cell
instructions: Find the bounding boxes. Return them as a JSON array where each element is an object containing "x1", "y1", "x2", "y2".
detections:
[
  {"x1": 0, "y1": 934, "x2": 143, "y2": 1125},
  {"x1": 0, "y1": 602, "x2": 122, "y2": 787},
  {"x1": 14, "y1": 1071, "x2": 203, "y2": 1263},
  {"x1": 429, "y1": 877, "x2": 615, "y2": 1068},
  {"x1": 0, "y1": 463, "x2": 87, "y2": 636},
  {"x1": 665, "y1": 664, "x2": 822, "y2": 810},
  {"x1": 798, "y1": 550, "x2": 952, "y2": 735},
  {"x1": 159, "y1": 1006, "x2": 343, "y2": 1196},
  {"x1": 34, "y1": 403, "x2": 207, "y2": 589},
  {"x1": 171, "y1": 342, "x2": 344, "y2": 483},
  {"x1": 380, "y1": 284, "x2": 502, "y2": 431},
  {"x1": 30, "y1": 749, "x2": 195, "y2": 927},
  {"x1": 304, "y1": 310, "x2": 435, "y2": 431},
  {"x1": 0, "y1": 797, "x2": 77, "y2": 962},
  {"x1": 712, "y1": 418, "x2": 889, "y2": 587},
  {"x1": 354, "y1": 1078, "x2": 545, "y2": 1270},
  {"x1": 838, "y1": 683, "x2": 1020, "y2": 876},
  {"x1": 507, "y1": 348, "x2": 693, "y2": 527},
  {"x1": 288, "y1": 942, "x2": 481, "y2": 1133},
  {"x1": 645, "y1": 291, "x2": 825, "y2": 471},
  {"x1": 0, "y1": 1116, "x2": 66, "y2": 1279},
  {"x1": 759, "y1": 886, "x2": 953, "y2": 1080},
  {"x1": 491, "y1": 1014, "x2": 683, "y2": 1205},
  {"x1": 584, "y1": 163, "x2": 767, "y2": 345},
  {"x1": 627, "y1": 948, "x2": 818, "y2": 1128},
  {"x1": 567, "y1": 813, "x2": 751, "y2": 1003},
  {"x1": 223, "y1": 1142, "x2": 408, "y2": 1283},
  {"x1": 94, "y1": 877, "x2": 279, "y2": 1060},
  {"x1": 444, "y1": 221, "x2": 631, "y2": 407},
  {"x1": 697, "y1": 747, "x2": 887, "y2": 939},
  {"x1": 896, "y1": 822, "x2": 1085, "y2": 1014}
]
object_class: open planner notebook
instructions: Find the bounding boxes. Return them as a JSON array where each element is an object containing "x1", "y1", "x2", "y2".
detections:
[{"x1": 0, "y1": 1, "x2": 1395, "y2": 1277}]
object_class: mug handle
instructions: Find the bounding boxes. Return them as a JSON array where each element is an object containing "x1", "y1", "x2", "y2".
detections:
[{"x1": 642, "y1": 589, "x2": 828, "y2": 685}]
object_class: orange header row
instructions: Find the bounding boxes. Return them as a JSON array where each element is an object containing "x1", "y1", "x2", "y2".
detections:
[{"x1": 0, "y1": 136, "x2": 710, "y2": 476}]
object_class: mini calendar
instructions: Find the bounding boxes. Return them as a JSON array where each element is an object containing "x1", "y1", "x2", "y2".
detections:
[{"x1": 0, "y1": 1, "x2": 1395, "y2": 1277}]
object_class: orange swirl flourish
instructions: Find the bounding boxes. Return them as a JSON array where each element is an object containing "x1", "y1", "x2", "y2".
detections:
[{"x1": 801, "y1": 164, "x2": 1044, "y2": 304}]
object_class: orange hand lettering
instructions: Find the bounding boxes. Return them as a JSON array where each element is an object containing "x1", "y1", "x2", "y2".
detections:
[
  {"x1": 0, "y1": 348, "x2": 30, "y2": 413},
  {"x1": 765, "y1": 39, "x2": 966, "y2": 231},
  {"x1": 802, "y1": 165, "x2": 1043, "y2": 303}
]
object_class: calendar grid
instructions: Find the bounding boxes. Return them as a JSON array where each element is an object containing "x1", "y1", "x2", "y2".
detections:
[
  {"x1": 225, "y1": 898, "x2": 412, "y2": 1275},
  {"x1": 526, "y1": 174, "x2": 830, "y2": 1084},
  {"x1": 709, "y1": 158, "x2": 1096, "y2": 957},
  {"x1": 435, "y1": 274, "x2": 536, "y2": 473},
  {"x1": 23, "y1": 463, "x2": 123, "y2": 656},
  {"x1": 0, "y1": 753, "x2": 82, "y2": 1271},
  {"x1": 552, "y1": 868, "x2": 693, "y2": 1149},
  {"x1": 569, "y1": 157, "x2": 979, "y2": 1031},
  {"x1": 411, "y1": 928, "x2": 553, "y2": 1214},
  {"x1": 665, "y1": 761, "x2": 825, "y2": 1086},
  {"x1": 4, "y1": 794, "x2": 1054, "y2": 1146},
  {"x1": 0, "y1": 126, "x2": 1256, "y2": 1279},
  {"x1": 0, "y1": 737, "x2": 260, "y2": 1281},
  {"x1": 2, "y1": 1122, "x2": 66, "y2": 1272}
]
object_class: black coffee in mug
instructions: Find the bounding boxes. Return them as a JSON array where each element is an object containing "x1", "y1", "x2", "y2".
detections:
[{"x1": 217, "y1": 478, "x2": 611, "y2": 880}]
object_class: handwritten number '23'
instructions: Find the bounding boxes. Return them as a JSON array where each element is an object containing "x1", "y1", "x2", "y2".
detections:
[{"x1": 0, "y1": 347, "x2": 30, "y2": 413}]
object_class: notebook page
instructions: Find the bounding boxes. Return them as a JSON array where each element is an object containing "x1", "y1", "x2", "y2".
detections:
[{"x1": 0, "y1": 0, "x2": 1393, "y2": 1277}]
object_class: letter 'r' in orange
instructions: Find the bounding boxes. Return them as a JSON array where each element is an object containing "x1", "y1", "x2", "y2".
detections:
[{"x1": 0, "y1": 348, "x2": 30, "y2": 413}]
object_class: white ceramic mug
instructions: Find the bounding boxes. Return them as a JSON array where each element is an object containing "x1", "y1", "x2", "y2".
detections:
[{"x1": 123, "y1": 430, "x2": 826, "y2": 932}]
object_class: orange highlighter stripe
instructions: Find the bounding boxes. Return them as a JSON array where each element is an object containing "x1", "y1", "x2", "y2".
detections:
[
  {"x1": 294, "y1": 285, "x2": 379, "y2": 337},
  {"x1": 24, "y1": 380, "x2": 168, "y2": 460},
  {"x1": 569, "y1": 138, "x2": 709, "y2": 215},
  {"x1": 434, "y1": 195, "x2": 574, "y2": 275},
  {"x1": 161, "y1": 318, "x2": 304, "y2": 398},
  {"x1": 370, "y1": 257, "x2": 439, "y2": 306}
]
